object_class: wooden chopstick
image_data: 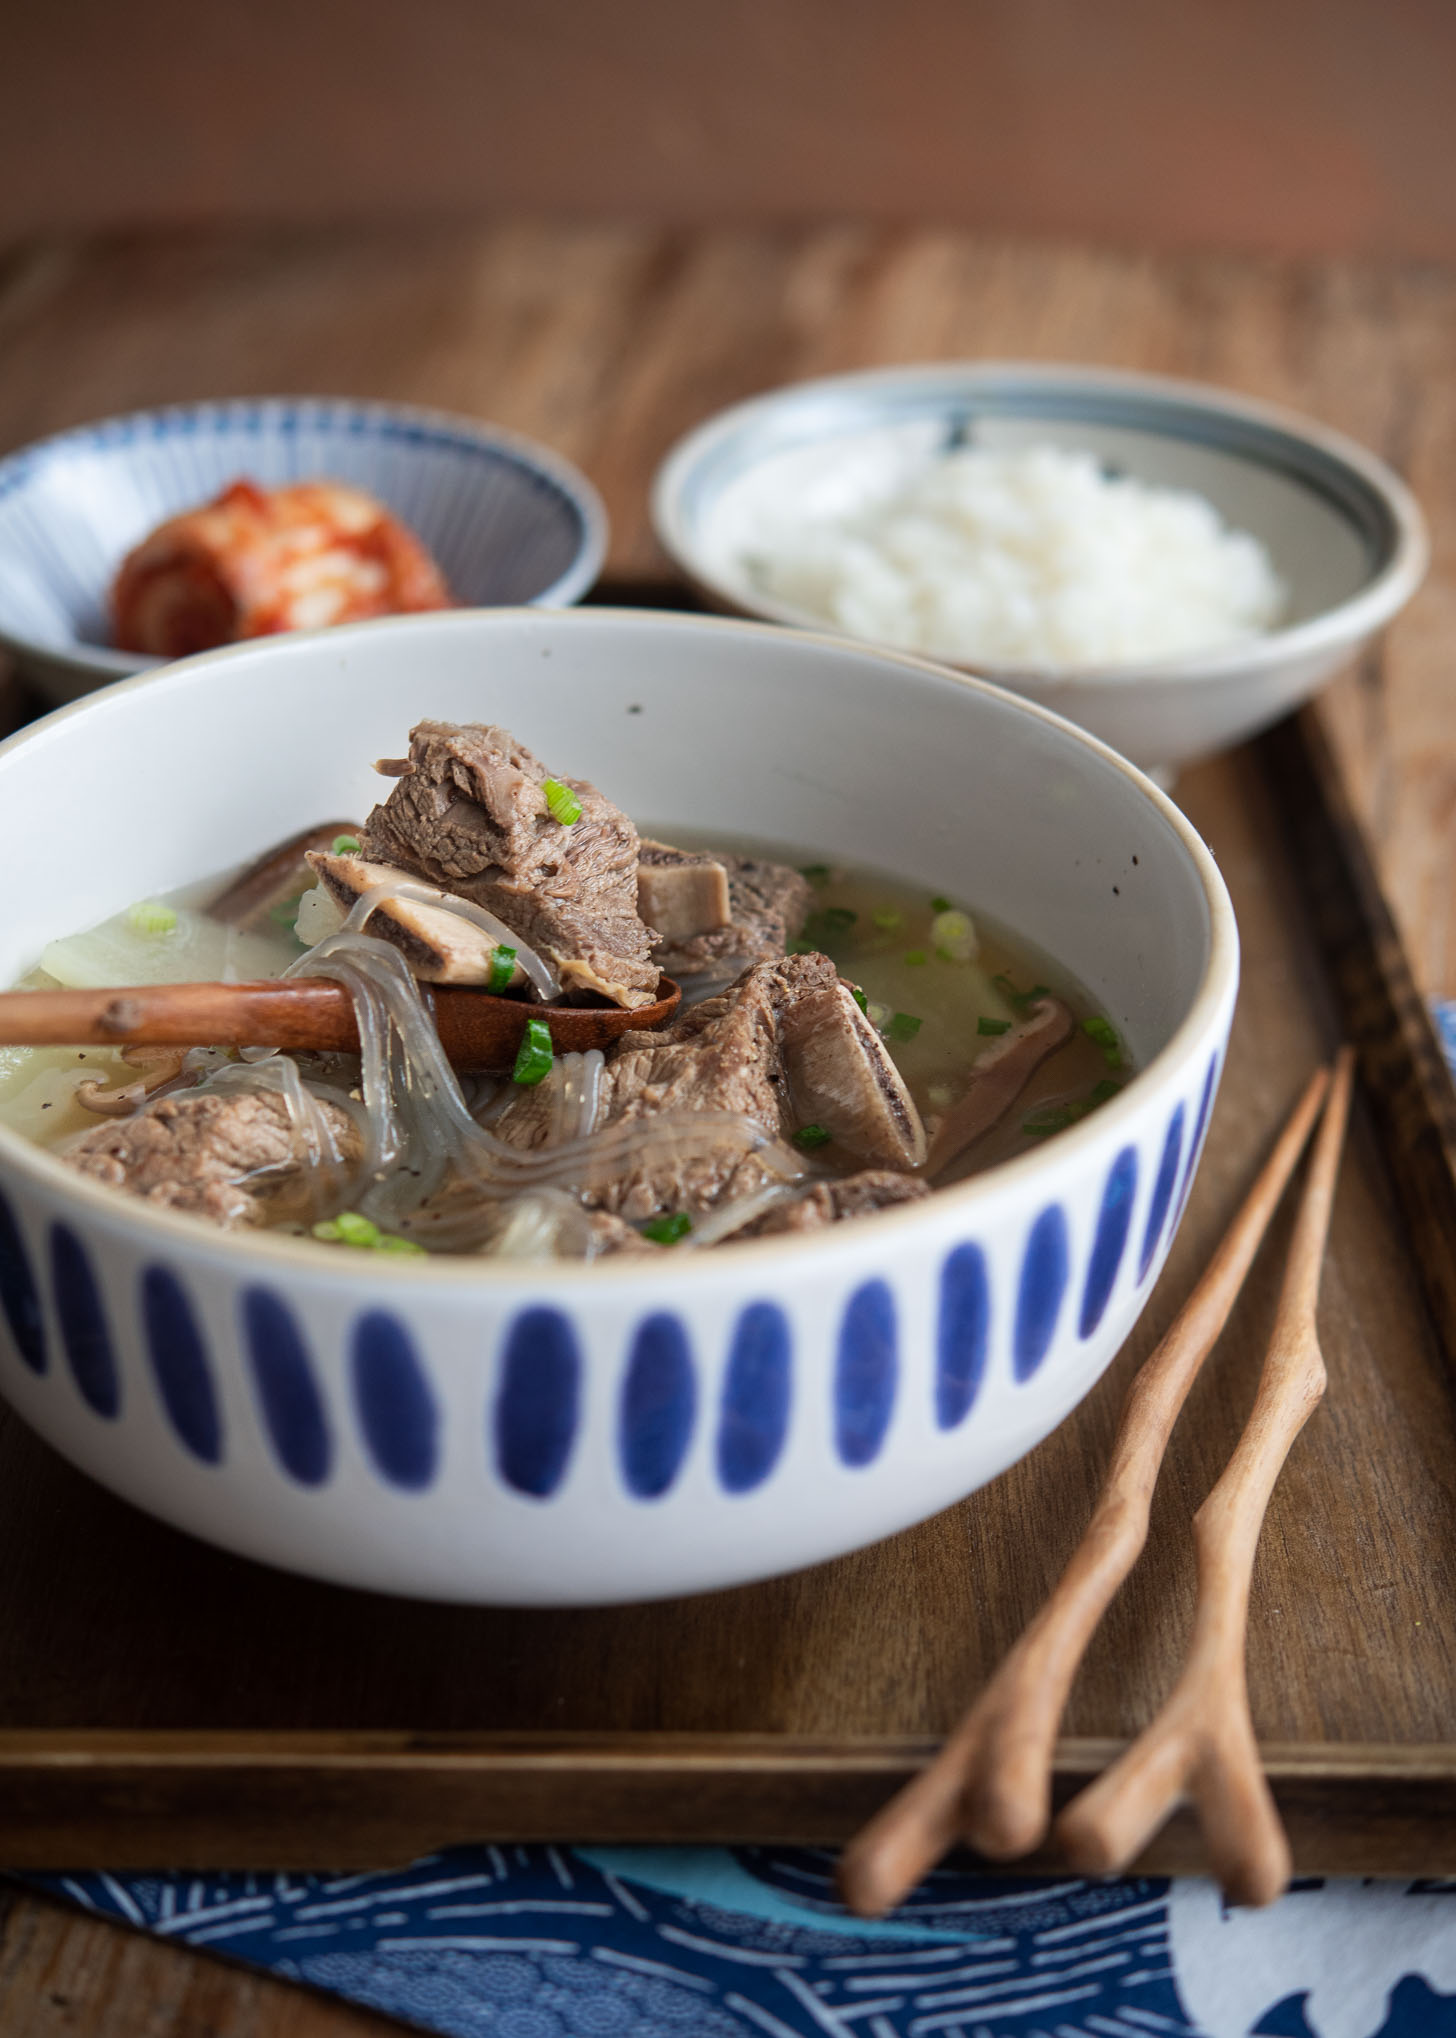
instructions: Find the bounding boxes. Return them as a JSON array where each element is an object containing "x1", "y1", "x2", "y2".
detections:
[
  {"x1": 838, "y1": 1059, "x2": 1335, "y2": 1920},
  {"x1": 1056, "y1": 1045, "x2": 1356, "y2": 1905}
]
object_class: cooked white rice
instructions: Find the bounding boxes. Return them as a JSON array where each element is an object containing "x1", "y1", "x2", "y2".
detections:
[{"x1": 740, "y1": 441, "x2": 1287, "y2": 668}]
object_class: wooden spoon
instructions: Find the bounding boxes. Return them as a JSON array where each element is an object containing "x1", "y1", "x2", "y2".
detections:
[{"x1": 0, "y1": 976, "x2": 682, "y2": 1073}]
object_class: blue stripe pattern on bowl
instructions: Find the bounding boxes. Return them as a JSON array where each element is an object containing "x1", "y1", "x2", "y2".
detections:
[
  {"x1": 352, "y1": 1311, "x2": 439, "y2": 1492},
  {"x1": 1014, "y1": 1205, "x2": 1069, "y2": 1382},
  {"x1": 494, "y1": 1307, "x2": 581, "y2": 1499},
  {"x1": 1080, "y1": 1147, "x2": 1139, "y2": 1339},
  {"x1": 936, "y1": 1242, "x2": 990, "y2": 1430},
  {"x1": 619, "y1": 1313, "x2": 697, "y2": 1500},
  {"x1": 141, "y1": 1265, "x2": 223, "y2": 1463},
  {"x1": 717, "y1": 1302, "x2": 793, "y2": 1494},
  {"x1": 1139, "y1": 1106, "x2": 1186, "y2": 1283},
  {"x1": 834, "y1": 1280, "x2": 898, "y2": 1467},
  {"x1": 242, "y1": 1287, "x2": 333, "y2": 1486},
  {"x1": 0, "y1": 1186, "x2": 46, "y2": 1375},
  {"x1": 49, "y1": 1223, "x2": 120, "y2": 1417}
]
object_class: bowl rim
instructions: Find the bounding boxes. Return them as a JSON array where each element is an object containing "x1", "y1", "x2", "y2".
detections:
[
  {"x1": 0, "y1": 393, "x2": 610, "y2": 677},
  {"x1": 650, "y1": 359, "x2": 1430, "y2": 686},
  {"x1": 0, "y1": 604, "x2": 1239, "y2": 1290}
]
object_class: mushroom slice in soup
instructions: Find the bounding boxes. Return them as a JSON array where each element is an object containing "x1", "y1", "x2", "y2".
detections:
[
  {"x1": 207, "y1": 821, "x2": 359, "y2": 929},
  {"x1": 924, "y1": 997, "x2": 1075, "y2": 1177}
]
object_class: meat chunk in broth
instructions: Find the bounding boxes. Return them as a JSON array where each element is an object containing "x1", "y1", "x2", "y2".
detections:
[
  {"x1": 648, "y1": 849, "x2": 812, "y2": 979},
  {"x1": 743, "y1": 1169, "x2": 930, "y2": 1237},
  {"x1": 360, "y1": 721, "x2": 659, "y2": 1007},
  {"x1": 777, "y1": 978, "x2": 926, "y2": 1169},
  {"x1": 491, "y1": 951, "x2": 927, "y2": 1229},
  {"x1": 65, "y1": 1087, "x2": 361, "y2": 1229}
]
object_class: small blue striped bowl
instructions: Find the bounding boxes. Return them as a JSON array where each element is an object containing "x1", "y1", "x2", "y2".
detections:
[
  {"x1": 0, "y1": 397, "x2": 607, "y2": 705},
  {"x1": 0, "y1": 608, "x2": 1236, "y2": 1605}
]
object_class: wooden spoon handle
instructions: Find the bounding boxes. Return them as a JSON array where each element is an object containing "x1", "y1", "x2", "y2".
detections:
[
  {"x1": 1056, "y1": 1046, "x2": 1356, "y2": 1905},
  {"x1": 0, "y1": 981, "x2": 361, "y2": 1051},
  {"x1": 0, "y1": 975, "x2": 682, "y2": 1070},
  {"x1": 837, "y1": 1062, "x2": 1332, "y2": 1919}
]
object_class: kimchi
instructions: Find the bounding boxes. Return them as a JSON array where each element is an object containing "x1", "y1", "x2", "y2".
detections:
[{"x1": 112, "y1": 479, "x2": 451, "y2": 657}]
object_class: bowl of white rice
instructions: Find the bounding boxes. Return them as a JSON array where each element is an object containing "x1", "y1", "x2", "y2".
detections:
[{"x1": 651, "y1": 364, "x2": 1427, "y2": 773}]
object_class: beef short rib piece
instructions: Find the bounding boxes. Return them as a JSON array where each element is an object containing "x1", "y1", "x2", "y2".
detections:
[
  {"x1": 64, "y1": 1086, "x2": 361, "y2": 1229},
  {"x1": 492, "y1": 952, "x2": 842, "y2": 1220},
  {"x1": 491, "y1": 950, "x2": 926, "y2": 1229},
  {"x1": 653, "y1": 853, "x2": 813, "y2": 977},
  {"x1": 359, "y1": 721, "x2": 659, "y2": 1008},
  {"x1": 303, "y1": 850, "x2": 527, "y2": 987},
  {"x1": 778, "y1": 980, "x2": 927, "y2": 1168}
]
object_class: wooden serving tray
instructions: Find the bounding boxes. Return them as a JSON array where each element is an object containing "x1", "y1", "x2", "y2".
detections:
[{"x1": 1, "y1": 692, "x2": 1455, "y2": 1876}]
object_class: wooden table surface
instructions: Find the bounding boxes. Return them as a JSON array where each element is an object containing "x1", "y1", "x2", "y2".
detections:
[{"x1": 0, "y1": 217, "x2": 1451, "y2": 2034}]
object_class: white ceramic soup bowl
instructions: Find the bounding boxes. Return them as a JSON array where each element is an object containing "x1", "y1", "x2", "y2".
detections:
[
  {"x1": 652, "y1": 362, "x2": 1428, "y2": 775},
  {"x1": 0, "y1": 609, "x2": 1237, "y2": 1605}
]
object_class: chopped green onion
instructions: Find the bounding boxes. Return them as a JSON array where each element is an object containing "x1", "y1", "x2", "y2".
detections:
[
  {"x1": 269, "y1": 894, "x2": 304, "y2": 927},
  {"x1": 488, "y1": 945, "x2": 518, "y2": 994},
  {"x1": 930, "y1": 908, "x2": 976, "y2": 961},
  {"x1": 931, "y1": 895, "x2": 953, "y2": 913},
  {"x1": 799, "y1": 863, "x2": 831, "y2": 881},
  {"x1": 311, "y1": 1211, "x2": 424, "y2": 1253},
  {"x1": 1023, "y1": 1104, "x2": 1075, "y2": 1138},
  {"x1": 802, "y1": 906, "x2": 857, "y2": 947},
  {"x1": 978, "y1": 1016, "x2": 1012, "y2": 1036},
  {"x1": 642, "y1": 1211, "x2": 693, "y2": 1245},
  {"x1": 126, "y1": 900, "x2": 178, "y2": 936},
  {"x1": 512, "y1": 1016, "x2": 555, "y2": 1086},
  {"x1": 1023, "y1": 1079, "x2": 1123, "y2": 1139},
  {"x1": 887, "y1": 1011, "x2": 922, "y2": 1042},
  {"x1": 993, "y1": 973, "x2": 1050, "y2": 1009},
  {"x1": 542, "y1": 778, "x2": 582, "y2": 827},
  {"x1": 788, "y1": 937, "x2": 818, "y2": 956},
  {"x1": 793, "y1": 1123, "x2": 832, "y2": 1150},
  {"x1": 903, "y1": 949, "x2": 928, "y2": 967},
  {"x1": 331, "y1": 833, "x2": 361, "y2": 855},
  {"x1": 334, "y1": 1211, "x2": 381, "y2": 1246},
  {"x1": 1082, "y1": 1015, "x2": 1123, "y2": 1067},
  {"x1": 871, "y1": 907, "x2": 902, "y2": 930},
  {"x1": 849, "y1": 985, "x2": 868, "y2": 1013}
]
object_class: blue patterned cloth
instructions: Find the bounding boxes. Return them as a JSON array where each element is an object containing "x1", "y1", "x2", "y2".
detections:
[
  {"x1": 32, "y1": 1007, "x2": 1456, "y2": 2036},
  {"x1": 31, "y1": 1849, "x2": 1456, "y2": 2037}
]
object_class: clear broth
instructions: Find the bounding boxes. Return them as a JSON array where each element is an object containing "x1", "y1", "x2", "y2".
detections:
[{"x1": 1, "y1": 839, "x2": 1129, "y2": 1232}]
